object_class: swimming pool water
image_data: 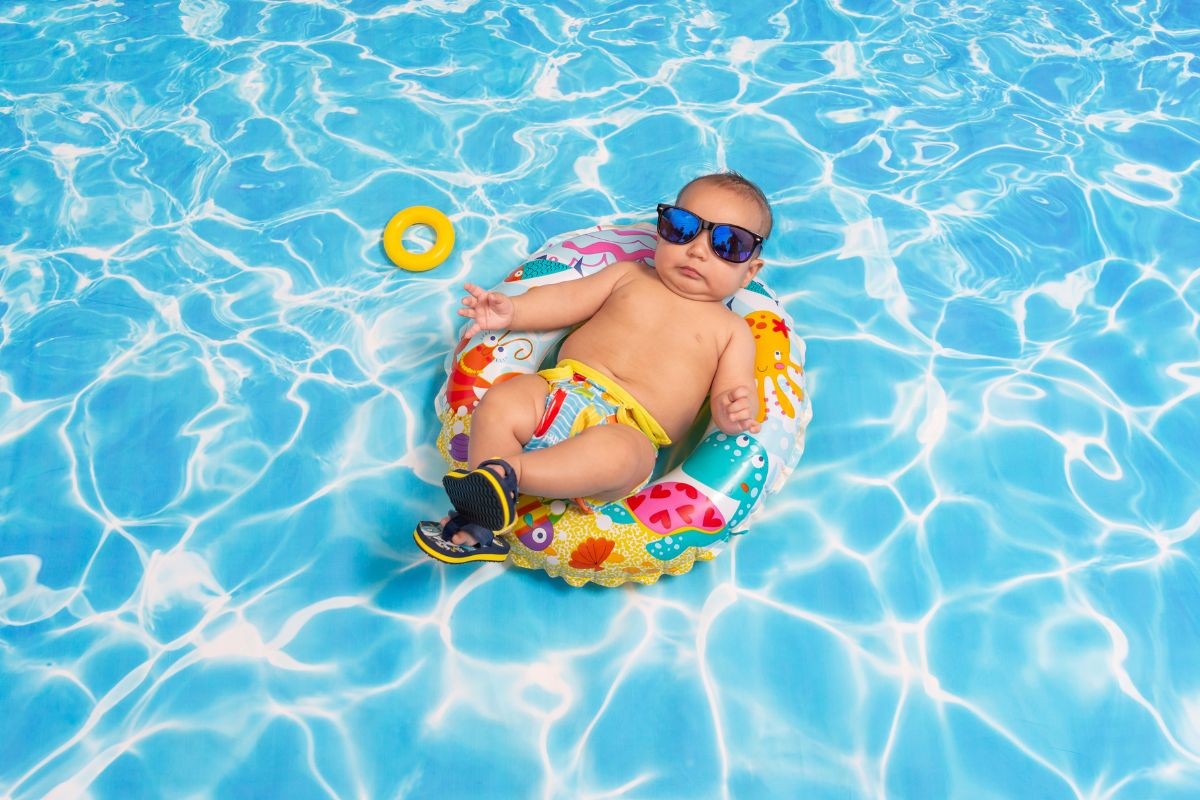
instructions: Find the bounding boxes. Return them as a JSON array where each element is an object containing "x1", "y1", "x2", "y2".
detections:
[{"x1": 2, "y1": 0, "x2": 1199, "y2": 797}]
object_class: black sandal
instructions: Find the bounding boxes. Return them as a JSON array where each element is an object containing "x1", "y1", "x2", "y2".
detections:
[
  {"x1": 441, "y1": 458, "x2": 520, "y2": 532},
  {"x1": 413, "y1": 514, "x2": 511, "y2": 564}
]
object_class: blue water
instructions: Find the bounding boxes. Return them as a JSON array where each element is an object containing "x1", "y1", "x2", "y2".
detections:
[{"x1": 3, "y1": 0, "x2": 1199, "y2": 797}]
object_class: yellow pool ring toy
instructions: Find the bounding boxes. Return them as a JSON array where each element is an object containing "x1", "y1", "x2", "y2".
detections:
[{"x1": 383, "y1": 206, "x2": 454, "y2": 271}]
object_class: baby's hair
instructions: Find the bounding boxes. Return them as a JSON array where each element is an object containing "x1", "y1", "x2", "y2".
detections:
[{"x1": 676, "y1": 171, "x2": 774, "y2": 239}]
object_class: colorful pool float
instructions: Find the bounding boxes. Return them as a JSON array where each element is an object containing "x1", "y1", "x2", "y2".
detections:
[{"x1": 434, "y1": 223, "x2": 811, "y2": 587}]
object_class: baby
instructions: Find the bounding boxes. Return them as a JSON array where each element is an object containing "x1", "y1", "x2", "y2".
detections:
[{"x1": 415, "y1": 172, "x2": 772, "y2": 563}]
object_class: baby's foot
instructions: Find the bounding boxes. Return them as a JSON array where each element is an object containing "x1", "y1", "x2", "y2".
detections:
[
  {"x1": 442, "y1": 458, "x2": 522, "y2": 533},
  {"x1": 413, "y1": 517, "x2": 511, "y2": 564},
  {"x1": 443, "y1": 516, "x2": 479, "y2": 547}
]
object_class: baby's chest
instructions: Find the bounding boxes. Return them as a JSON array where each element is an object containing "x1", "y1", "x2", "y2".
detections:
[{"x1": 601, "y1": 294, "x2": 724, "y2": 356}]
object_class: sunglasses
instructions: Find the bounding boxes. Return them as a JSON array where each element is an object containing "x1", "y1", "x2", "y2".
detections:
[{"x1": 656, "y1": 204, "x2": 764, "y2": 264}]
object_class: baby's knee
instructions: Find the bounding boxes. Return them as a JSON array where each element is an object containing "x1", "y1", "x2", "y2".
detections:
[
  {"x1": 597, "y1": 426, "x2": 658, "y2": 501},
  {"x1": 475, "y1": 373, "x2": 546, "y2": 414},
  {"x1": 471, "y1": 373, "x2": 549, "y2": 438}
]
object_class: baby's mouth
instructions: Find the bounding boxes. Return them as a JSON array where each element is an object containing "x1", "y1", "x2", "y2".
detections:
[{"x1": 679, "y1": 266, "x2": 700, "y2": 279}]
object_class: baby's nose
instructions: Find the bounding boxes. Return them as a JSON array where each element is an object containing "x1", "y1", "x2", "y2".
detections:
[{"x1": 685, "y1": 233, "x2": 713, "y2": 258}]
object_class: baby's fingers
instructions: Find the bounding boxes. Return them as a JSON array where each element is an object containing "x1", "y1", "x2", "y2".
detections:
[
  {"x1": 725, "y1": 397, "x2": 751, "y2": 415},
  {"x1": 728, "y1": 385, "x2": 751, "y2": 402},
  {"x1": 463, "y1": 283, "x2": 492, "y2": 301}
]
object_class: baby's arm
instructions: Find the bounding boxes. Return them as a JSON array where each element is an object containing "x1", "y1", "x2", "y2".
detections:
[
  {"x1": 709, "y1": 319, "x2": 762, "y2": 435},
  {"x1": 458, "y1": 261, "x2": 636, "y2": 339}
]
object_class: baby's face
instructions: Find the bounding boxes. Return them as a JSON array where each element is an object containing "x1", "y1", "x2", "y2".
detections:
[{"x1": 654, "y1": 181, "x2": 766, "y2": 302}]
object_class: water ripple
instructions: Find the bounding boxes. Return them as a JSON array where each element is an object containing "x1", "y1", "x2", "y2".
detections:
[{"x1": 2, "y1": 0, "x2": 1200, "y2": 798}]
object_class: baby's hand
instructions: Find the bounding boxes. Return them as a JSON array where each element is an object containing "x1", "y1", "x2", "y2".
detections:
[
  {"x1": 713, "y1": 385, "x2": 762, "y2": 435},
  {"x1": 458, "y1": 282, "x2": 515, "y2": 339}
]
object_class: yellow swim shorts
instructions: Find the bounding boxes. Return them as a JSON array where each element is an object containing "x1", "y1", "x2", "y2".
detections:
[{"x1": 527, "y1": 359, "x2": 671, "y2": 449}]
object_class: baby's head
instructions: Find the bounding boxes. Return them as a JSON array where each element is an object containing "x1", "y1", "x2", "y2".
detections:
[
  {"x1": 675, "y1": 172, "x2": 773, "y2": 240},
  {"x1": 654, "y1": 171, "x2": 773, "y2": 302}
]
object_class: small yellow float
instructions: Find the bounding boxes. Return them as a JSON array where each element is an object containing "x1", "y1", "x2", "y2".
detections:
[{"x1": 383, "y1": 206, "x2": 454, "y2": 272}]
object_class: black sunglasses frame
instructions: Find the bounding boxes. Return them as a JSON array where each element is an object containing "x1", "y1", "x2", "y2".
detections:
[{"x1": 656, "y1": 203, "x2": 765, "y2": 264}]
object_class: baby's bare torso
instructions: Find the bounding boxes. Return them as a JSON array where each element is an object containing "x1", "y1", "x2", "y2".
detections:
[{"x1": 557, "y1": 263, "x2": 737, "y2": 441}]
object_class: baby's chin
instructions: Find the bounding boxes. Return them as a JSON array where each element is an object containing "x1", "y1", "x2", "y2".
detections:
[
  {"x1": 668, "y1": 284, "x2": 727, "y2": 303},
  {"x1": 649, "y1": 263, "x2": 721, "y2": 300}
]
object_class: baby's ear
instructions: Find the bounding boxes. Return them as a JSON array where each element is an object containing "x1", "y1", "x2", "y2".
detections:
[{"x1": 741, "y1": 259, "x2": 764, "y2": 287}]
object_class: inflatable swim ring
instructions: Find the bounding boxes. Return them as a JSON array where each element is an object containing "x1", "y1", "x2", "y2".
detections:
[
  {"x1": 384, "y1": 206, "x2": 455, "y2": 271},
  {"x1": 434, "y1": 223, "x2": 811, "y2": 587}
]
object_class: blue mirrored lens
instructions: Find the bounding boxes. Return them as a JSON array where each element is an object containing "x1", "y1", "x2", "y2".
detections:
[
  {"x1": 712, "y1": 225, "x2": 754, "y2": 262},
  {"x1": 660, "y1": 207, "x2": 700, "y2": 243}
]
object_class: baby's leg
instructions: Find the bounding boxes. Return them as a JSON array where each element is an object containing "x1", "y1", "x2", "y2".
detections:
[
  {"x1": 465, "y1": 372, "x2": 551, "y2": 467},
  {"x1": 451, "y1": 375, "x2": 653, "y2": 545},
  {"x1": 471, "y1": 373, "x2": 655, "y2": 498},
  {"x1": 445, "y1": 373, "x2": 548, "y2": 546},
  {"x1": 510, "y1": 423, "x2": 656, "y2": 504}
]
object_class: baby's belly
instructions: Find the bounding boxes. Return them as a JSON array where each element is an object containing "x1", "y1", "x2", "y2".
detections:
[{"x1": 558, "y1": 332, "x2": 712, "y2": 442}]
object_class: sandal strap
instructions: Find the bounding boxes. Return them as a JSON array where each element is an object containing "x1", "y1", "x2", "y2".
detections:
[
  {"x1": 444, "y1": 512, "x2": 494, "y2": 548},
  {"x1": 477, "y1": 458, "x2": 519, "y2": 501}
]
